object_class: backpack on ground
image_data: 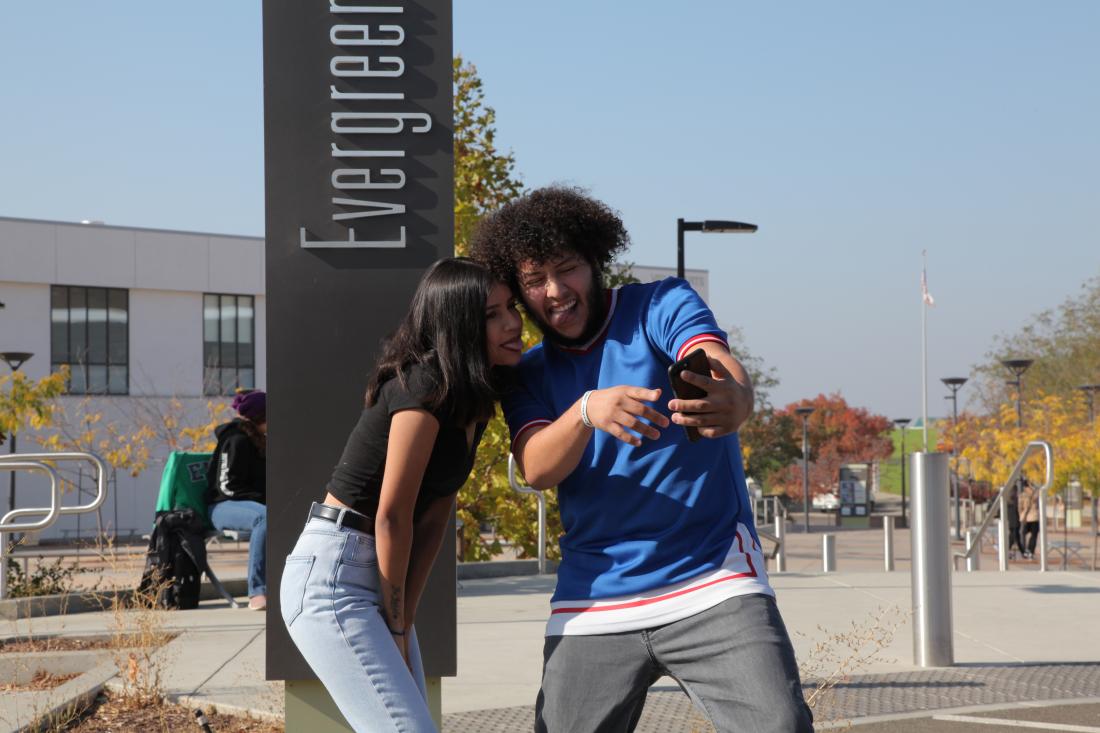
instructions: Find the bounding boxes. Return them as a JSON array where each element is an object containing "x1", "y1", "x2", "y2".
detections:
[{"x1": 138, "y1": 508, "x2": 208, "y2": 610}]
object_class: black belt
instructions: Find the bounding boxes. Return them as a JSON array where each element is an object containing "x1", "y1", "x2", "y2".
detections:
[{"x1": 308, "y1": 502, "x2": 374, "y2": 535}]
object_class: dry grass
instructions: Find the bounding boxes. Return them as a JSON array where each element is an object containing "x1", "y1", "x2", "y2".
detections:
[{"x1": 796, "y1": 604, "x2": 907, "y2": 727}]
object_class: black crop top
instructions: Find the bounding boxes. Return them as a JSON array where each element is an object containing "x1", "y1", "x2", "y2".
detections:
[{"x1": 326, "y1": 364, "x2": 486, "y2": 521}]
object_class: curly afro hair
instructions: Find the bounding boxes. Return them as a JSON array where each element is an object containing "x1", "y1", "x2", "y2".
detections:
[{"x1": 469, "y1": 186, "x2": 630, "y2": 289}]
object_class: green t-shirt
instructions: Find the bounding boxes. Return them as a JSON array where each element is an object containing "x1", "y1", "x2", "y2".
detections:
[{"x1": 156, "y1": 451, "x2": 214, "y2": 529}]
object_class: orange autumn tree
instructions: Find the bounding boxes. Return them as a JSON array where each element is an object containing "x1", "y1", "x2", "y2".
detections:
[{"x1": 772, "y1": 393, "x2": 894, "y2": 502}]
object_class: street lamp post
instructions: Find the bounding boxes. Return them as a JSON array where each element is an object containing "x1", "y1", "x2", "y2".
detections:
[
  {"x1": 1, "y1": 352, "x2": 35, "y2": 516},
  {"x1": 1077, "y1": 384, "x2": 1100, "y2": 424},
  {"x1": 796, "y1": 406, "x2": 815, "y2": 533},
  {"x1": 942, "y1": 377, "x2": 968, "y2": 541},
  {"x1": 894, "y1": 418, "x2": 911, "y2": 524},
  {"x1": 676, "y1": 218, "x2": 758, "y2": 280},
  {"x1": 1001, "y1": 359, "x2": 1034, "y2": 429}
]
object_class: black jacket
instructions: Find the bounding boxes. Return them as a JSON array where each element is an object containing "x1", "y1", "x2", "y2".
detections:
[{"x1": 205, "y1": 419, "x2": 266, "y2": 506}]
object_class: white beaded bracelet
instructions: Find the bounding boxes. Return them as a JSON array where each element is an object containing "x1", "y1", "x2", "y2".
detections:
[{"x1": 580, "y1": 390, "x2": 595, "y2": 428}]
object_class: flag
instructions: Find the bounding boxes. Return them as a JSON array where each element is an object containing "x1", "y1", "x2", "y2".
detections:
[{"x1": 921, "y1": 265, "x2": 935, "y2": 306}]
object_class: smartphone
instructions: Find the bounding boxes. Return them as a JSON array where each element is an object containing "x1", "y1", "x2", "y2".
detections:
[{"x1": 667, "y1": 347, "x2": 711, "y2": 442}]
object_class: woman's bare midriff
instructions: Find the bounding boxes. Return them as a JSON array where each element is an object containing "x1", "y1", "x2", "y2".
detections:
[{"x1": 323, "y1": 493, "x2": 353, "y2": 511}]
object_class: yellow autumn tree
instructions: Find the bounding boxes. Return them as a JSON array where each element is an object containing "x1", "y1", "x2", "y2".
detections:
[
  {"x1": 0, "y1": 369, "x2": 67, "y2": 439},
  {"x1": 945, "y1": 393, "x2": 1100, "y2": 499}
]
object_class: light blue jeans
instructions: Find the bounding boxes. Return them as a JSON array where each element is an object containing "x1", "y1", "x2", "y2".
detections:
[
  {"x1": 210, "y1": 500, "x2": 267, "y2": 597},
  {"x1": 281, "y1": 513, "x2": 434, "y2": 732}
]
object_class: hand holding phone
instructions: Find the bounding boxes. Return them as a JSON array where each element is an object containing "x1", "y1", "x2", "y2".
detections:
[{"x1": 668, "y1": 348, "x2": 711, "y2": 442}]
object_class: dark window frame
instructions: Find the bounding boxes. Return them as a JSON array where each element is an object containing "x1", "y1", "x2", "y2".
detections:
[
  {"x1": 50, "y1": 285, "x2": 130, "y2": 395},
  {"x1": 203, "y1": 293, "x2": 257, "y2": 396}
]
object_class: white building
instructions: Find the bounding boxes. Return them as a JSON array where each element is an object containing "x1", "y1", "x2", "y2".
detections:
[
  {"x1": 0, "y1": 216, "x2": 266, "y2": 542},
  {"x1": 628, "y1": 265, "x2": 709, "y2": 303},
  {"x1": 0, "y1": 219, "x2": 707, "y2": 544}
]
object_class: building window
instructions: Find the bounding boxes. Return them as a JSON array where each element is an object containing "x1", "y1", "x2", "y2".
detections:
[
  {"x1": 50, "y1": 285, "x2": 129, "y2": 395},
  {"x1": 204, "y1": 294, "x2": 255, "y2": 395}
]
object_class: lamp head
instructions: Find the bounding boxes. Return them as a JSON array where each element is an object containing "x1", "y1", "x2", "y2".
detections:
[
  {"x1": 1000, "y1": 358, "x2": 1034, "y2": 376},
  {"x1": 794, "y1": 406, "x2": 815, "y2": 417},
  {"x1": 941, "y1": 377, "x2": 968, "y2": 389},
  {"x1": 701, "y1": 220, "x2": 758, "y2": 234},
  {"x1": 0, "y1": 352, "x2": 34, "y2": 371},
  {"x1": 893, "y1": 418, "x2": 912, "y2": 428}
]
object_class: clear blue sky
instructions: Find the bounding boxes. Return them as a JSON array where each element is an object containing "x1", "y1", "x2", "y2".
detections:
[{"x1": 2, "y1": 2, "x2": 1097, "y2": 418}]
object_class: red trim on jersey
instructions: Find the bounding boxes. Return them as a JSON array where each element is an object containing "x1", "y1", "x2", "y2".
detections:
[
  {"x1": 550, "y1": 558, "x2": 758, "y2": 616},
  {"x1": 513, "y1": 418, "x2": 552, "y2": 446},
  {"x1": 735, "y1": 529, "x2": 757, "y2": 577},
  {"x1": 676, "y1": 333, "x2": 729, "y2": 362}
]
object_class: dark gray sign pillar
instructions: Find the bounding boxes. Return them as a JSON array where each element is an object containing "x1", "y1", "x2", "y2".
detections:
[{"x1": 262, "y1": 1, "x2": 454, "y2": 728}]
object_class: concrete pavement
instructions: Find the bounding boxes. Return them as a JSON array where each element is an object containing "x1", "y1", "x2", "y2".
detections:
[{"x1": 2, "y1": 524, "x2": 1099, "y2": 731}]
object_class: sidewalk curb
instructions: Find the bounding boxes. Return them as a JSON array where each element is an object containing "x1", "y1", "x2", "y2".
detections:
[
  {"x1": 0, "y1": 579, "x2": 249, "y2": 620},
  {"x1": 457, "y1": 560, "x2": 557, "y2": 580},
  {"x1": 0, "y1": 655, "x2": 117, "y2": 733}
]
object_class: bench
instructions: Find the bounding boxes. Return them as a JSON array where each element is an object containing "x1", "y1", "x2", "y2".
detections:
[{"x1": 1047, "y1": 540, "x2": 1085, "y2": 566}]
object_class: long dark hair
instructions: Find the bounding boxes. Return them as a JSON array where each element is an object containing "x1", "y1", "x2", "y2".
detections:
[{"x1": 365, "y1": 258, "x2": 503, "y2": 425}]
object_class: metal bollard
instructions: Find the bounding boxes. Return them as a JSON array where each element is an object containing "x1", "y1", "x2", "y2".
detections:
[
  {"x1": 1038, "y1": 489, "x2": 1048, "y2": 572},
  {"x1": 965, "y1": 527, "x2": 981, "y2": 572},
  {"x1": 997, "y1": 499, "x2": 1009, "y2": 572},
  {"x1": 884, "y1": 516, "x2": 895, "y2": 571},
  {"x1": 774, "y1": 515, "x2": 786, "y2": 573},
  {"x1": 822, "y1": 534, "x2": 836, "y2": 572},
  {"x1": 910, "y1": 452, "x2": 954, "y2": 667}
]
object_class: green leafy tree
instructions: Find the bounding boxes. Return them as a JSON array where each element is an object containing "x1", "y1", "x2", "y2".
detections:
[
  {"x1": 452, "y1": 56, "x2": 554, "y2": 559},
  {"x1": 973, "y1": 273, "x2": 1100, "y2": 413},
  {"x1": 725, "y1": 327, "x2": 797, "y2": 489},
  {"x1": 453, "y1": 56, "x2": 523, "y2": 256},
  {"x1": 452, "y1": 58, "x2": 649, "y2": 559}
]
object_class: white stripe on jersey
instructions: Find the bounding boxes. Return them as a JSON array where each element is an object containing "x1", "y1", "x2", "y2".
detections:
[{"x1": 545, "y1": 522, "x2": 773, "y2": 636}]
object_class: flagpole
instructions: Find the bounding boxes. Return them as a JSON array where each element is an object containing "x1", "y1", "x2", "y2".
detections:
[{"x1": 921, "y1": 250, "x2": 929, "y2": 451}]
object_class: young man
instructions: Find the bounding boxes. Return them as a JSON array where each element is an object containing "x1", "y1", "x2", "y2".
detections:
[{"x1": 472, "y1": 187, "x2": 813, "y2": 732}]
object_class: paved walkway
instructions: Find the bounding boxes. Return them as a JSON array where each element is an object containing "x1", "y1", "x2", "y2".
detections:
[{"x1": 2, "y1": 524, "x2": 1098, "y2": 731}]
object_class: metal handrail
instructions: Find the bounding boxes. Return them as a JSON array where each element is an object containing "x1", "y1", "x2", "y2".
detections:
[
  {"x1": 954, "y1": 441, "x2": 1053, "y2": 571},
  {"x1": 0, "y1": 452, "x2": 109, "y2": 519},
  {"x1": 508, "y1": 453, "x2": 547, "y2": 574},
  {"x1": 0, "y1": 462, "x2": 62, "y2": 533},
  {"x1": 0, "y1": 451, "x2": 109, "y2": 599}
]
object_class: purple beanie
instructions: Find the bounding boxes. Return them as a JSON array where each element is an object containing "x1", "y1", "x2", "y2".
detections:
[{"x1": 232, "y1": 390, "x2": 266, "y2": 423}]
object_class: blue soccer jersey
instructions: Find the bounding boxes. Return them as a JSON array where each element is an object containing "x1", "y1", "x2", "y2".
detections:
[{"x1": 504, "y1": 279, "x2": 773, "y2": 636}]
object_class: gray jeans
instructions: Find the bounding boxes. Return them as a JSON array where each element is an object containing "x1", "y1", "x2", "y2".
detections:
[{"x1": 535, "y1": 594, "x2": 813, "y2": 733}]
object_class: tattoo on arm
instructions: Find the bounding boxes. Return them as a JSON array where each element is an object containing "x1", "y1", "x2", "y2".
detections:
[{"x1": 389, "y1": 586, "x2": 403, "y2": 627}]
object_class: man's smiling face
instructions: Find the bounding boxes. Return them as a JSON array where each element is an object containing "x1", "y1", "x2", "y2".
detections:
[{"x1": 517, "y1": 253, "x2": 604, "y2": 345}]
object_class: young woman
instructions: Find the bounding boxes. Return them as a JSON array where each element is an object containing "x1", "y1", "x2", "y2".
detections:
[
  {"x1": 280, "y1": 258, "x2": 523, "y2": 731},
  {"x1": 206, "y1": 389, "x2": 268, "y2": 610}
]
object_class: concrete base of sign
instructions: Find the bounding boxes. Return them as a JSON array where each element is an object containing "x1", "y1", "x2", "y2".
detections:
[{"x1": 285, "y1": 677, "x2": 443, "y2": 731}]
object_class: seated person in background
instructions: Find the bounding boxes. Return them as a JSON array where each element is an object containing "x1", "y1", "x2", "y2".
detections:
[{"x1": 206, "y1": 390, "x2": 267, "y2": 610}]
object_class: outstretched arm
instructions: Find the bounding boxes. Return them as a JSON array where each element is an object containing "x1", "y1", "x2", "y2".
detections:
[{"x1": 514, "y1": 385, "x2": 670, "y2": 490}]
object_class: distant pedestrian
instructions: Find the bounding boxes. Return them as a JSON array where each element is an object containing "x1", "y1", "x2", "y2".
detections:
[
  {"x1": 206, "y1": 390, "x2": 267, "y2": 610},
  {"x1": 1006, "y1": 484, "x2": 1023, "y2": 560},
  {"x1": 1018, "y1": 480, "x2": 1041, "y2": 559}
]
